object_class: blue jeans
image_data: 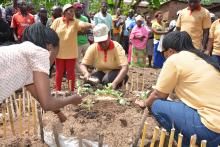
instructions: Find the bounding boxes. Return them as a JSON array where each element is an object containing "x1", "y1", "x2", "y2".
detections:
[
  {"x1": 151, "y1": 99, "x2": 220, "y2": 147},
  {"x1": 212, "y1": 55, "x2": 220, "y2": 66}
]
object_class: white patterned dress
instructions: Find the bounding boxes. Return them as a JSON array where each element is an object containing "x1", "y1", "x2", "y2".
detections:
[{"x1": 0, "y1": 41, "x2": 50, "y2": 103}]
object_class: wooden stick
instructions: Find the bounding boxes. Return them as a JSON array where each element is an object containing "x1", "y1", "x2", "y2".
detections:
[
  {"x1": 201, "y1": 140, "x2": 207, "y2": 147},
  {"x1": 168, "y1": 128, "x2": 175, "y2": 147},
  {"x1": 131, "y1": 73, "x2": 134, "y2": 92},
  {"x1": 2, "y1": 105, "x2": 7, "y2": 139},
  {"x1": 22, "y1": 87, "x2": 26, "y2": 114},
  {"x1": 142, "y1": 71, "x2": 145, "y2": 91},
  {"x1": 37, "y1": 110, "x2": 44, "y2": 143},
  {"x1": 19, "y1": 94, "x2": 23, "y2": 135},
  {"x1": 32, "y1": 99, "x2": 37, "y2": 135},
  {"x1": 158, "y1": 128, "x2": 166, "y2": 147},
  {"x1": 69, "y1": 80, "x2": 72, "y2": 92},
  {"x1": 6, "y1": 98, "x2": 9, "y2": 114},
  {"x1": 52, "y1": 125, "x2": 60, "y2": 147},
  {"x1": 9, "y1": 96, "x2": 15, "y2": 118},
  {"x1": 190, "y1": 135, "x2": 197, "y2": 147},
  {"x1": 132, "y1": 110, "x2": 148, "y2": 147},
  {"x1": 13, "y1": 93, "x2": 19, "y2": 115},
  {"x1": 136, "y1": 72, "x2": 139, "y2": 91},
  {"x1": 7, "y1": 101, "x2": 15, "y2": 135},
  {"x1": 140, "y1": 122, "x2": 148, "y2": 147},
  {"x1": 177, "y1": 133, "x2": 183, "y2": 147},
  {"x1": 150, "y1": 126, "x2": 159, "y2": 147},
  {"x1": 27, "y1": 92, "x2": 31, "y2": 134}
]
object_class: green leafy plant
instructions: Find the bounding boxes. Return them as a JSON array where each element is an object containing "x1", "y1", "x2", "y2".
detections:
[
  {"x1": 80, "y1": 98, "x2": 94, "y2": 111},
  {"x1": 95, "y1": 83, "x2": 123, "y2": 98},
  {"x1": 77, "y1": 80, "x2": 94, "y2": 95},
  {"x1": 139, "y1": 90, "x2": 151, "y2": 100}
]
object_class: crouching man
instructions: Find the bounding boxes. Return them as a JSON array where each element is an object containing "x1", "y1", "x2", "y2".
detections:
[{"x1": 80, "y1": 24, "x2": 129, "y2": 89}]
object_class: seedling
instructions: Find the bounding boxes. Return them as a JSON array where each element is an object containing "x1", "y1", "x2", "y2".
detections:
[
  {"x1": 80, "y1": 98, "x2": 95, "y2": 111},
  {"x1": 139, "y1": 90, "x2": 151, "y2": 100},
  {"x1": 95, "y1": 83, "x2": 123, "y2": 98}
]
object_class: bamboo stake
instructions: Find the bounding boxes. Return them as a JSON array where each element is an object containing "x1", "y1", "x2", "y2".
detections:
[
  {"x1": 136, "y1": 72, "x2": 139, "y2": 91},
  {"x1": 131, "y1": 73, "x2": 134, "y2": 92},
  {"x1": 37, "y1": 110, "x2": 44, "y2": 143},
  {"x1": 150, "y1": 126, "x2": 159, "y2": 147},
  {"x1": 69, "y1": 80, "x2": 72, "y2": 92},
  {"x1": 18, "y1": 94, "x2": 23, "y2": 135},
  {"x1": 9, "y1": 96, "x2": 15, "y2": 118},
  {"x1": 2, "y1": 105, "x2": 7, "y2": 139},
  {"x1": 201, "y1": 140, "x2": 207, "y2": 147},
  {"x1": 27, "y1": 93, "x2": 31, "y2": 134},
  {"x1": 7, "y1": 101, "x2": 15, "y2": 135},
  {"x1": 158, "y1": 128, "x2": 166, "y2": 147},
  {"x1": 177, "y1": 133, "x2": 183, "y2": 147},
  {"x1": 142, "y1": 71, "x2": 145, "y2": 91},
  {"x1": 13, "y1": 93, "x2": 19, "y2": 115},
  {"x1": 168, "y1": 128, "x2": 175, "y2": 147},
  {"x1": 22, "y1": 87, "x2": 26, "y2": 114},
  {"x1": 140, "y1": 122, "x2": 148, "y2": 147},
  {"x1": 32, "y1": 98, "x2": 37, "y2": 135},
  {"x1": 190, "y1": 135, "x2": 197, "y2": 147},
  {"x1": 6, "y1": 98, "x2": 9, "y2": 114},
  {"x1": 52, "y1": 125, "x2": 60, "y2": 147}
]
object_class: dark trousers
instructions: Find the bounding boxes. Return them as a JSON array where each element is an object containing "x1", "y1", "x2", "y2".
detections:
[
  {"x1": 152, "y1": 99, "x2": 220, "y2": 147},
  {"x1": 121, "y1": 35, "x2": 129, "y2": 54},
  {"x1": 91, "y1": 69, "x2": 128, "y2": 88}
]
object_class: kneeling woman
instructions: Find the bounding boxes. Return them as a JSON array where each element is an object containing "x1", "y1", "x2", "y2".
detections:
[
  {"x1": 80, "y1": 24, "x2": 129, "y2": 89},
  {"x1": 136, "y1": 31, "x2": 220, "y2": 147},
  {"x1": 0, "y1": 23, "x2": 83, "y2": 122}
]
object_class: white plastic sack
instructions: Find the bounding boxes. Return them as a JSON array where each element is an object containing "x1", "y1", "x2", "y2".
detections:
[
  {"x1": 157, "y1": 35, "x2": 165, "y2": 52},
  {"x1": 44, "y1": 130, "x2": 108, "y2": 147}
]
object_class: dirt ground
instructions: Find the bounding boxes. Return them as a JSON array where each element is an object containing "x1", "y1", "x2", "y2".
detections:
[{"x1": 0, "y1": 67, "x2": 163, "y2": 147}]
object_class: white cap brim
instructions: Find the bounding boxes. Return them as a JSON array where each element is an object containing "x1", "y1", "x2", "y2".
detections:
[{"x1": 94, "y1": 34, "x2": 108, "y2": 43}]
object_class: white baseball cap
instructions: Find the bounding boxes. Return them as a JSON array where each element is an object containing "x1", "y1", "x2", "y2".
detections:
[
  {"x1": 63, "y1": 4, "x2": 73, "y2": 13},
  {"x1": 135, "y1": 15, "x2": 144, "y2": 21},
  {"x1": 93, "y1": 24, "x2": 109, "y2": 43}
]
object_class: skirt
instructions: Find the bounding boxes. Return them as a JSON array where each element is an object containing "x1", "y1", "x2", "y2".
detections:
[{"x1": 130, "y1": 46, "x2": 147, "y2": 68}]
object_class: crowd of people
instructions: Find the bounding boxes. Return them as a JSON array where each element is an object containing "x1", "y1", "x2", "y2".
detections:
[{"x1": 0, "y1": 0, "x2": 220, "y2": 146}]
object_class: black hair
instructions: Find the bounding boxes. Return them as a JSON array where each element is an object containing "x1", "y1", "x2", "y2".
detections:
[
  {"x1": 22, "y1": 23, "x2": 59, "y2": 49},
  {"x1": 162, "y1": 31, "x2": 220, "y2": 71}
]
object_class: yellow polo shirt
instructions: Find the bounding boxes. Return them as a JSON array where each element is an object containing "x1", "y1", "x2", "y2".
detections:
[
  {"x1": 82, "y1": 41, "x2": 128, "y2": 72},
  {"x1": 209, "y1": 19, "x2": 220, "y2": 56},
  {"x1": 51, "y1": 17, "x2": 82, "y2": 59},
  {"x1": 156, "y1": 51, "x2": 220, "y2": 133},
  {"x1": 152, "y1": 21, "x2": 165, "y2": 40},
  {"x1": 176, "y1": 7, "x2": 211, "y2": 49}
]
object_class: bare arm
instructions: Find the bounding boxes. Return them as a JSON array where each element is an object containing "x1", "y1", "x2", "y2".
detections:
[
  {"x1": 80, "y1": 64, "x2": 91, "y2": 80},
  {"x1": 112, "y1": 65, "x2": 128, "y2": 89},
  {"x1": 26, "y1": 71, "x2": 82, "y2": 111},
  {"x1": 152, "y1": 28, "x2": 168, "y2": 35},
  {"x1": 12, "y1": 28, "x2": 18, "y2": 42},
  {"x1": 79, "y1": 22, "x2": 93, "y2": 31},
  {"x1": 202, "y1": 28, "x2": 209, "y2": 50},
  {"x1": 206, "y1": 38, "x2": 214, "y2": 56}
]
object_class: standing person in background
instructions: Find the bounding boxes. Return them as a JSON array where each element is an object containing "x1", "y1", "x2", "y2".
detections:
[
  {"x1": 0, "y1": 8, "x2": 12, "y2": 45},
  {"x1": 50, "y1": 4, "x2": 92, "y2": 91},
  {"x1": 5, "y1": 0, "x2": 18, "y2": 25},
  {"x1": 112, "y1": 8, "x2": 124, "y2": 42},
  {"x1": 121, "y1": 9, "x2": 135, "y2": 54},
  {"x1": 27, "y1": 2, "x2": 35, "y2": 15},
  {"x1": 210, "y1": 13, "x2": 216, "y2": 23},
  {"x1": 74, "y1": 2, "x2": 90, "y2": 62},
  {"x1": 176, "y1": 0, "x2": 211, "y2": 50},
  {"x1": 46, "y1": 6, "x2": 62, "y2": 27},
  {"x1": 152, "y1": 11, "x2": 168, "y2": 68},
  {"x1": 11, "y1": 1, "x2": 35, "y2": 42},
  {"x1": 169, "y1": 10, "x2": 181, "y2": 31},
  {"x1": 206, "y1": 18, "x2": 220, "y2": 66},
  {"x1": 129, "y1": 15, "x2": 148, "y2": 67},
  {"x1": 35, "y1": 7, "x2": 48, "y2": 26},
  {"x1": 94, "y1": 1, "x2": 113, "y2": 36},
  {"x1": 145, "y1": 15, "x2": 154, "y2": 67},
  {"x1": 0, "y1": 5, "x2": 6, "y2": 22},
  {"x1": 81, "y1": 2, "x2": 91, "y2": 23}
]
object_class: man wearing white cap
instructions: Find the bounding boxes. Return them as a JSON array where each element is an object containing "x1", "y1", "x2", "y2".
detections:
[{"x1": 80, "y1": 24, "x2": 129, "y2": 89}]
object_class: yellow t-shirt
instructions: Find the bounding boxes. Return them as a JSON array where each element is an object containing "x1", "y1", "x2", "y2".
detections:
[
  {"x1": 152, "y1": 21, "x2": 165, "y2": 40},
  {"x1": 51, "y1": 17, "x2": 82, "y2": 59},
  {"x1": 176, "y1": 7, "x2": 211, "y2": 49},
  {"x1": 82, "y1": 41, "x2": 128, "y2": 72},
  {"x1": 209, "y1": 19, "x2": 220, "y2": 56},
  {"x1": 156, "y1": 51, "x2": 220, "y2": 133}
]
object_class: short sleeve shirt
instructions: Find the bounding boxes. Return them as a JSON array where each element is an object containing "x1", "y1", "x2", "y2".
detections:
[
  {"x1": 11, "y1": 12, "x2": 35, "y2": 40},
  {"x1": 155, "y1": 51, "x2": 220, "y2": 133},
  {"x1": 176, "y1": 7, "x2": 211, "y2": 49},
  {"x1": 51, "y1": 17, "x2": 81, "y2": 59},
  {"x1": 152, "y1": 21, "x2": 165, "y2": 40},
  {"x1": 77, "y1": 15, "x2": 89, "y2": 46},
  {"x1": 209, "y1": 19, "x2": 220, "y2": 56},
  {"x1": 82, "y1": 41, "x2": 128, "y2": 72},
  {"x1": 0, "y1": 41, "x2": 50, "y2": 103},
  {"x1": 94, "y1": 12, "x2": 112, "y2": 30}
]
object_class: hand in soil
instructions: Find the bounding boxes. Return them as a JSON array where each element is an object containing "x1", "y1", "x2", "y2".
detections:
[
  {"x1": 57, "y1": 111, "x2": 67, "y2": 123},
  {"x1": 135, "y1": 99, "x2": 146, "y2": 108}
]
